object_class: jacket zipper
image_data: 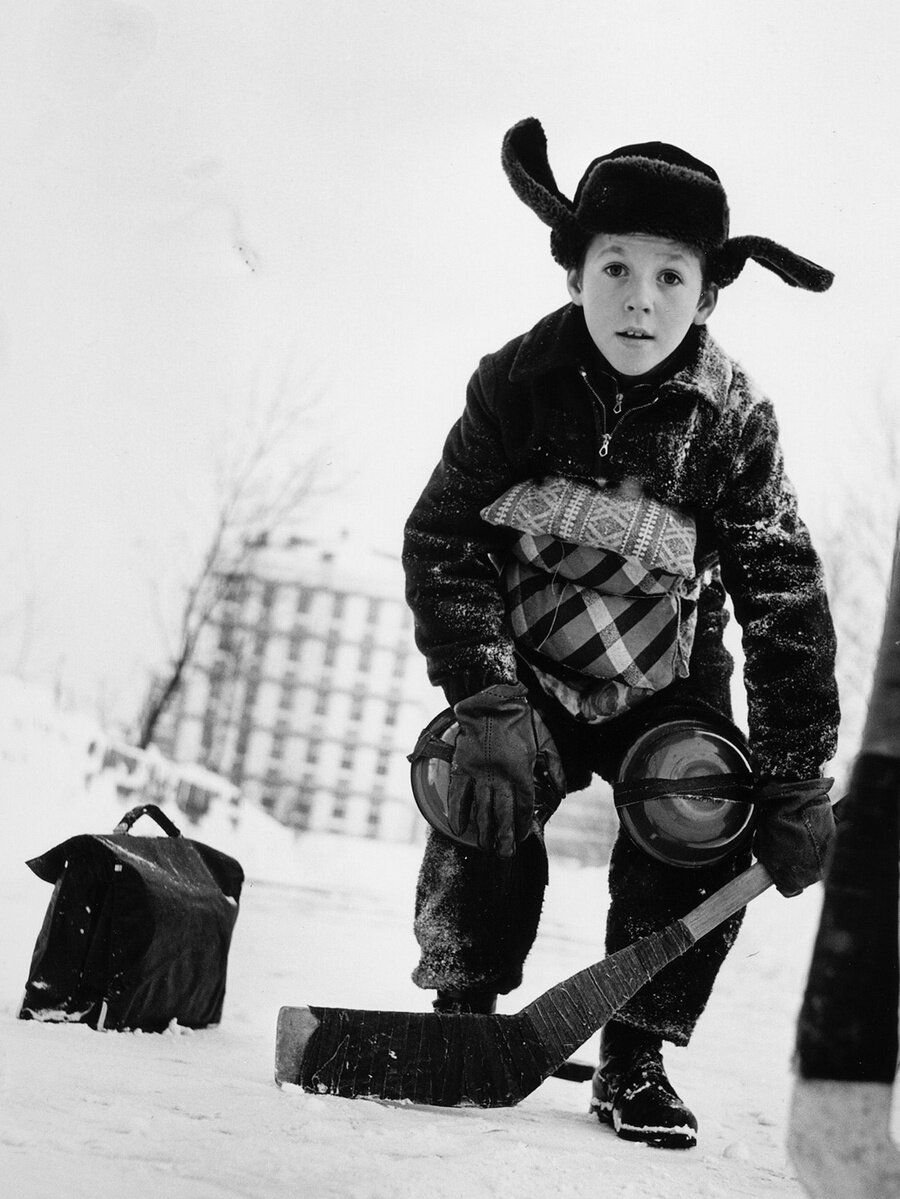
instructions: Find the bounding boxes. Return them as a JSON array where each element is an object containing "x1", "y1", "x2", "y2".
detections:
[{"x1": 577, "y1": 366, "x2": 661, "y2": 460}]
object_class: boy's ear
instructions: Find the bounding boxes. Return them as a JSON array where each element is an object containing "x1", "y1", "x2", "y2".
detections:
[
  {"x1": 693, "y1": 283, "x2": 718, "y2": 325},
  {"x1": 566, "y1": 266, "x2": 584, "y2": 305}
]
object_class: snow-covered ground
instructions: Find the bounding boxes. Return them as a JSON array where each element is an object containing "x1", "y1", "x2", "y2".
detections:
[{"x1": 0, "y1": 683, "x2": 873, "y2": 1198}]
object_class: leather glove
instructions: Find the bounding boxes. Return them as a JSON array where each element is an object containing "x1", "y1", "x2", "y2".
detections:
[
  {"x1": 752, "y1": 777, "x2": 835, "y2": 897},
  {"x1": 448, "y1": 683, "x2": 550, "y2": 857}
]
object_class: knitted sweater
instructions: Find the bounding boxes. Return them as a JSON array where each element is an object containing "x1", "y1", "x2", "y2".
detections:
[{"x1": 402, "y1": 304, "x2": 839, "y2": 779}]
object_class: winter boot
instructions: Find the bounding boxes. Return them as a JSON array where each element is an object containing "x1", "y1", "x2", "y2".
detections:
[
  {"x1": 433, "y1": 989, "x2": 497, "y2": 1014},
  {"x1": 591, "y1": 1020, "x2": 698, "y2": 1149}
]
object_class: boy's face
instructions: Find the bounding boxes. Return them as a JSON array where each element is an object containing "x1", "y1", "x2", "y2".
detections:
[{"x1": 566, "y1": 233, "x2": 718, "y2": 375}]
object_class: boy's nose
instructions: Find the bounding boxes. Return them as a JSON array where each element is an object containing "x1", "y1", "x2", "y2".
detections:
[{"x1": 625, "y1": 283, "x2": 653, "y2": 312}]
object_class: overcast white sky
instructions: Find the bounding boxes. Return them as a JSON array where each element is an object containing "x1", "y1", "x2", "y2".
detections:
[{"x1": 1, "y1": 0, "x2": 898, "y2": 722}]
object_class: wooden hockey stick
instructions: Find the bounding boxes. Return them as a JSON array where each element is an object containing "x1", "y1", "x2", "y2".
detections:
[
  {"x1": 788, "y1": 525, "x2": 900, "y2": 1199},
  {"x1": 276, "y1": 852, "x2": 781, "y2": 1106}
]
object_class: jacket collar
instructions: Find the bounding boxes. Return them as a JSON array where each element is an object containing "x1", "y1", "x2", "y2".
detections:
[{"x1": 508, "y1": 303, "x2": 732, "y2": 412}]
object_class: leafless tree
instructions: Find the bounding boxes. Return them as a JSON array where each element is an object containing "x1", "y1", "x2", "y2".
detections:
[{"x1": 136, "y1": 364, "x2": 328, "y2": 748}]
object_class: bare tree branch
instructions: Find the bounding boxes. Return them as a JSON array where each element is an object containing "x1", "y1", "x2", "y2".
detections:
[{"x1": 136, "y1": 364, "x2": 329, "y2": 749}]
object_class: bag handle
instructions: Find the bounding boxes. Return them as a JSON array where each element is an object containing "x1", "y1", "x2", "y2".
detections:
[{"x1": 113, "y1": 804, "x2": 182, "y2": 837}]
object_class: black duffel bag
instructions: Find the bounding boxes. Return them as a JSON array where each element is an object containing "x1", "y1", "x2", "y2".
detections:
[{"x1": 19, "y1": 803, "x2": 244, "y2": 1032}]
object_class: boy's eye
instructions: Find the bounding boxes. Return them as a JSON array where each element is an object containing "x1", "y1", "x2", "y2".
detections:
[
  {"x1": 603, "y1": 263, "x2": 627, "y2": 278},
  {"x1": 660, "y1": 270, "x2": 683, "y2": 286}
]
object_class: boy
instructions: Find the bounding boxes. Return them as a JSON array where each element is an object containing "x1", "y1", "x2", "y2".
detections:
[{"x1": 402, "y1": 118, "x2": 839, "y2": 1149}]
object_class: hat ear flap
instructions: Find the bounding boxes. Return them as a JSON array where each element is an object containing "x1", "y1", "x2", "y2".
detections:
[
  {"x1": 715, "y1": 235, "x2": 834, "y2": 291},
  {"x1": 501, "y1": 117, "x2": 579, "y2": 232}
]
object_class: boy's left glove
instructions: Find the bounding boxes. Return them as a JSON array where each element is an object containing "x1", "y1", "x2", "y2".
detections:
[
  {"x1": 448, "y1": 683, "x2": 549, "y2": 858},
  {"x1": 752, "y1": 777, "x2": 835, "y2": 897}
]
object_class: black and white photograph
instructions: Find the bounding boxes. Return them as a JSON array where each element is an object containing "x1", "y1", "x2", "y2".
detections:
[{"x1": 1, "y1": 3, "x2": 897, "y2": 1196}]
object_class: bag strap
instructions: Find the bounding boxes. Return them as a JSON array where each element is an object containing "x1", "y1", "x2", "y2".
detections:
[
  {"x1": 113, "y1": 804, "x2": 182, "y2": 837},
  {"x1": 613, "y1": 774, "x2": 754, "y2": 809},
  {"x1": 407, "y1": 729, "x2": 455, "y2": 766}
]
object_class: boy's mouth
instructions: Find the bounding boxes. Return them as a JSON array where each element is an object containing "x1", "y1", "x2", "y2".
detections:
[{"x1": 617, "y1": 328, "x2": 654, "y2": 340}]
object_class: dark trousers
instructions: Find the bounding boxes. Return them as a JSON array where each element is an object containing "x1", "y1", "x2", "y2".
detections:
[{"x1": 412, "y1": 677, "x2": 751, "y2": 1046}]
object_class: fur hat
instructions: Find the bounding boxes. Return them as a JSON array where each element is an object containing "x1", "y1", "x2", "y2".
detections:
[{"x1": 501, "y1": 117, "x2": 833, "y2": 291}]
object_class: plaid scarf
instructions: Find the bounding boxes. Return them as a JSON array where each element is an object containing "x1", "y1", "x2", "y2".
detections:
[{"x1": 481, "y1": 477, "x2": 700, "y2": 721}]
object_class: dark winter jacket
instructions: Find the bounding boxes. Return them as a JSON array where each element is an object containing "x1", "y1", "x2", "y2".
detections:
[{"x1": 402, "y1": 303, "x2": 839, "y2": 780}]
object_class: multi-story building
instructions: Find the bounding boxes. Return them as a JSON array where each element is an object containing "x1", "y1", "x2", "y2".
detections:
[
  {"x1": 155, "y1": 530, "x2": 619, "y2": 861},
  {"x1": 155, "y1": 533, "x2": 435, "y2": 842}
]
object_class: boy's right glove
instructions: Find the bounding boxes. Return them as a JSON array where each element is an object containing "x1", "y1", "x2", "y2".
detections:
[
  {"x1": 752, "y1": 777, "x2": 835, "y2": 897},
  {"x1": 448, "y1": 683, "x2": 549, "y2": 858}
]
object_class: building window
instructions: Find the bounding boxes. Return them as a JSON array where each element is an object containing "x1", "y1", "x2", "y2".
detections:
[
  {"x1": 366, "y1": 786, "x2": 385, "y2": 837},
  {"x1": 306, "y1": 739, "x2": 321, "y2": 765},
  {"x1": 314, "y1": 689, "x2": 328, "y2": 717},
  {"x1": 290, "y1": 776, "x2": 316, "y2": 830},
  {"x1": 385, "y1": 701, "x2": 399, "y2": 728},
  {"x1": 324, "y1": 630, "x2": 339, "y2": 668},
  {"x1": 349, "y1": 692, "x2": 364, "y2": 722},
  {"x1": 358, "y1": 640, "x2": 373, "y2": 674},
  {"x1": 340, "y1": 744, "x2": 355, "y2": 772},
  {"x1": 331, "y1": 779, "x2": 350, "y2": 822},
  {"x1": 208, "y1": 662, "x2": 226, "y2": 701},
  {"x1": 296, "y1": 587, "x2": 312, "y2": 614},
  {"x1": 218, "y1": 620, "x2": 237, "y2": 653},
  {"x1": 279, "y1": 673, "x2": 296, "y2": 710},
  {"x1": 287, "y1": 630, "x2": 304, "y2": 661},
  {"x1": 366, "y1": 597, "x2": 381, "y2": 626},
  {"x1": 235, "y1": 722, "x2": 251, "y2": 758},
  {"x1": 261, "y1": 766, "x2": 281, "y2": 813},
  {"x1": 221, "y1": 573, "x2": 246, "y2": 604},
  {"x1": 261, "y1": 582, "x2": 278, "y2": 611},
  {"x1": 271, "y1": 719, "x2": 289, "y2": 760},
  {"x1": 243, "y1": 675, "x2": 259, "y2": 710},
  {"x1": 289, "y1": 802, "x2": 312, "y2": 830},
  {"x1": 332, "y1": 593, "x2": 346, "y2": 620}
]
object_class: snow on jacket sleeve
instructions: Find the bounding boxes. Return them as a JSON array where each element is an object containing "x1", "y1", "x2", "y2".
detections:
[
  {"x1": 402, "y1": 355, "x2": 521, "y2": 704},
  {"x1": 686, "y1": 564, "x2": 736, "y2": 718},
  {"x1": 713, "y1": 398, "x2": 839, "y2": 779}
]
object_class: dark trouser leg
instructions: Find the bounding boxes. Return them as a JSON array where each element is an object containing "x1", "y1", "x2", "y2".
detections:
[
  {"x1": 604, "y1": 827, "x2": 752, "y2": 1045},
  {"x1": 411, "y1": 827, "x2": 549, "y2": 996}
]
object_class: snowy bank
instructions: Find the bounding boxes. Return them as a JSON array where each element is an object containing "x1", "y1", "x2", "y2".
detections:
[{"x1": 0, "y1": 679, "x2": 857, "y2": 1198}]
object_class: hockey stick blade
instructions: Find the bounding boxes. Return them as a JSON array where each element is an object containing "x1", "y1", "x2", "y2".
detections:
[{"x1": 276, "y1": 856, "x2": 774, "y2": 1106}]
